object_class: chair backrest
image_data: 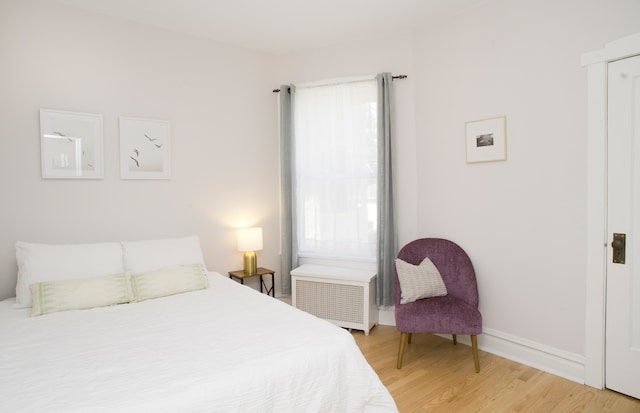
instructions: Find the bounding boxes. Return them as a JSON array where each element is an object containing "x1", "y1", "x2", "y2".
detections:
[{"x1": 394, "y1": 238, "x2": 479, "y2": 308}]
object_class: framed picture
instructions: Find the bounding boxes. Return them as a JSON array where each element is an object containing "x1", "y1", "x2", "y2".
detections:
[
  {"x1": 465, "y1": 116, "x2": 507, "y2": 163},
  {"x1": 40, "y1": 109, "x2": 104, "y2": 179},
  {"x1": 120, "y1": 117, "x2": 171, "y2": 179}
]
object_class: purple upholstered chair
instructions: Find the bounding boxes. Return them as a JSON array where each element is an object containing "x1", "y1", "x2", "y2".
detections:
[{"x1": 394, "y1": 238, "x2": 482, "y2": 372}]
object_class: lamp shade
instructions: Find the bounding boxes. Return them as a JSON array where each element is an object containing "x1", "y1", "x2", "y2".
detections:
[{"x1": 237, "y1": 227, "x2": 263, "y2": 252}]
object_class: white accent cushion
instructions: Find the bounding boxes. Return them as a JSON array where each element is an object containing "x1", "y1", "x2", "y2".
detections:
[
  {"x1": 15, "y1": 242, "x2": 125, "y2": 308},
  {"x1": 131, "y1": 263, "x2": 209, "y2": 302},
  {"x1": 122, "y1": 235, "x2": 206, "y2": 274},
  {"x1": 395, "y1": 257, "x2": 448, "y2": 304},
  {"x1": 30, "y1": 273, "x2": 133, "y2": 317}
]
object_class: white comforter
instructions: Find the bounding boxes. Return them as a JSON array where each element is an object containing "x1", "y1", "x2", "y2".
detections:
[{"x1": 0, "y1": 272, "x2": 397, "y2": 412}]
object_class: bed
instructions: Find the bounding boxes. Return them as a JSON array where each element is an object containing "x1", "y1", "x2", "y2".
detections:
[{"x1": 0, "y1": 236, "x2": 397, "y2": 412}]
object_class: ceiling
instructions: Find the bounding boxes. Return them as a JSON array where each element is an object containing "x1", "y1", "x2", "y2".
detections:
[{"x1": 54, "y1": 0, "x2": 483, "y2": 55}]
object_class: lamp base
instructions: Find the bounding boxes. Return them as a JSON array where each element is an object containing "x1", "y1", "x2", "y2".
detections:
[{"x1": 243, "y1": 251, "x2": 257, "y2": 275}]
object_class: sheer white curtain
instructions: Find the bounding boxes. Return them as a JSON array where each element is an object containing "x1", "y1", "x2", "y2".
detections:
[{"x1": 294, "y1": 78, "x2": 378, "y2": 260}]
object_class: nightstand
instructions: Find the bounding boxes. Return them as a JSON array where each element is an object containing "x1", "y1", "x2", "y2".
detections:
[{"x1": 228, "y1": 267, "x2": 275, "y2": 297}]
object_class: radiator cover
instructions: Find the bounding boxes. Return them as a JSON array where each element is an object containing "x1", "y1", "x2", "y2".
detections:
[{"x1": 291, "y1": 264, "x2": 378, "y2": 335}]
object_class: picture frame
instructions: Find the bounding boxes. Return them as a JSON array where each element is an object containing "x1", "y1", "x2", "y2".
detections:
[
  {"x1": 119, "y1": 117, "x2": 171, "y2": 179},
  {"x1": 40, "y1": 109, "x2": 104, "y2": 179},
  {"x1": 465, "y1": 116, "x2": 507, "y2": 163}
]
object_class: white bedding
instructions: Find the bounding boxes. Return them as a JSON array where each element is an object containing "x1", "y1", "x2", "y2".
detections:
[{"x1": 0, "y1": 272, "x2": 397, "y2": 412}]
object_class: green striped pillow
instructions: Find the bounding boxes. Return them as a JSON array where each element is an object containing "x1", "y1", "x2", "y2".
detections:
[
  {"x1": 131, "y1": 263, "x2": 209, "y2": 302},
  {"x1": 30, "y1": 273, "x2": 133, "y2": 317}
]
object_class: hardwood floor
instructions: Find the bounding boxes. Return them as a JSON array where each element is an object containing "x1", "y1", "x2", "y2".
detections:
[{"x1": 352, "y1": 325, "x2": 640, "y2": 413}]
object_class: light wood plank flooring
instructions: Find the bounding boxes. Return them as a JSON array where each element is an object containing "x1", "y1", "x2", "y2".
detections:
[{"x1": 352, "y1": 325, "x2": 640, "y2": 412}]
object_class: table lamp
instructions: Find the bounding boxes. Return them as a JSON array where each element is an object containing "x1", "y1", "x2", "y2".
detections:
[{"x1": 237, "y1": 227, "x2": 263, "y2": 275}]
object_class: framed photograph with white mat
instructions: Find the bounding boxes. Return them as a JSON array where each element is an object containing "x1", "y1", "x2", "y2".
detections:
[
  {"x1": 120, "y1": 117, "x2": 171, "y2": 179},
  {"x1": 465, "y1": 116, "x2": 507, "y2": 163},
  {"x1": 40, "y1": 109, "x2": 104, "y2": 179}
]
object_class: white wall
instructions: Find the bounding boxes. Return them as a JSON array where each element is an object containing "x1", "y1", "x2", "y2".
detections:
[
  {"x1": 4, "y1": 0, "x2": 640, "y2": 384},
  {"x1": 276, "y1": 0, "x2": 640, "y2": 382},
  {"x1": 0, "y1": 0, "x2": 280, "y2": 299},
  {"x1": 414, "y1": 0, "x2": 640, "y2": 356}
]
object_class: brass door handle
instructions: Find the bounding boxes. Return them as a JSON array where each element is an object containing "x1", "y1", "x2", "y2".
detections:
[{"x1": 612, "y1": 233, "x2": 626, "y2": 264}]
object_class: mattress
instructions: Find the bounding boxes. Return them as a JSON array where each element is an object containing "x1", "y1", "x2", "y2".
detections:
[{"x1": 0, "y1": 272, "x2": 397, "y2": 412}]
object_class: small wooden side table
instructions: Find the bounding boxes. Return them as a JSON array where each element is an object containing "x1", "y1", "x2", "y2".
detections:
[{"x1": 228, "y1": 267, "x2": 275, "y2": 297}]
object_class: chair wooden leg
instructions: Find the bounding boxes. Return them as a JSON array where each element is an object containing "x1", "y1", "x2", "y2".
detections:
[
  {"x1": 471, "y1": 334, "x2": 480, "y2": 373},
  {"x1": 408, "y1": 332, "x2": 412, "y2": 344},
  {"x1": 452, "y1": 334, "x2": 457, "y2": 345},
  {"x1": 397, "y1": 332, "x2": 409, "y2": 369}
]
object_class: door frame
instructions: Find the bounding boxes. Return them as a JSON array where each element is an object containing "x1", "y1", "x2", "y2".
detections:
[{"x1": 582, "y1": 32, "x2": 640, "y2": 389}]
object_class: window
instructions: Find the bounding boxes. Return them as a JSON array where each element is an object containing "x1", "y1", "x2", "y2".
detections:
[{"x1": 293, "y1": 78, "x2": 377, "y2": 260}]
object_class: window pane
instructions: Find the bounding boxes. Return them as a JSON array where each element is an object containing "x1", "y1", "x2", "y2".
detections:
[{"x1": 294, "y1": 79, "x2": 377, "y2": 259}]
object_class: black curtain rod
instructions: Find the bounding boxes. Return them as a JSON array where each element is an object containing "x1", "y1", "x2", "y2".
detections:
[{"x1": 272, "y1": 74, "x2": 407, "y2": 93}]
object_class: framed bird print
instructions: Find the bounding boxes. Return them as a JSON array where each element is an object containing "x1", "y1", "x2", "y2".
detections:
[
  {"x1": 119, "y1": 117, "x2": 171, "y2": 179},
  {"x1": 40, "y1": 109, "x2": 104, "y2": 179}
]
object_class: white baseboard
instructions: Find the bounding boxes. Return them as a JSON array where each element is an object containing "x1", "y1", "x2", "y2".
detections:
[
  {"x1": 377, "y1": 309, "x2": 585, "y2": 384},
  {"x1": 378, "y1": 306, "x2": 396, "y2": 326}
]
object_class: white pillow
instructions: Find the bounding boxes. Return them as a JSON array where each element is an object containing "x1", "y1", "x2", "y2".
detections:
[
  {"x1": 30, "y1": 273, "x2": 133, "y2": 317},
  {"x1": 15, "y1": 242, "x2": 124, "y2": 308},
  {"x1": 122, "y1": 235, "x2": 206, "y2": 274},
  {"x1": 395, "y1": 257, "x2": 448, "y2": 304},
  {"x1": 130, "y1": 263, "x2": 209, "y2": 302}
]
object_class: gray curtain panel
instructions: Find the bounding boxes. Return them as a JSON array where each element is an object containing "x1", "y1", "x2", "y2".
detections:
[
  {"x1": 376, "y1": 72, "x2": 397, "y2": 307},
  {"x1": 279, "y1": 85, "x2": 297, "y2": 295}
]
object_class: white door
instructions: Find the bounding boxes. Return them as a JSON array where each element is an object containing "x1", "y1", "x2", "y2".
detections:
[{"x1": 606, "y1": 54, "x2": 640, "y2": 399}]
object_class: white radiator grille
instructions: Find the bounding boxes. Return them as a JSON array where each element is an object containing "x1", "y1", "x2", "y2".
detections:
[{"x1": 295, "y1": 279, "x2": 364, "y2": 324}]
